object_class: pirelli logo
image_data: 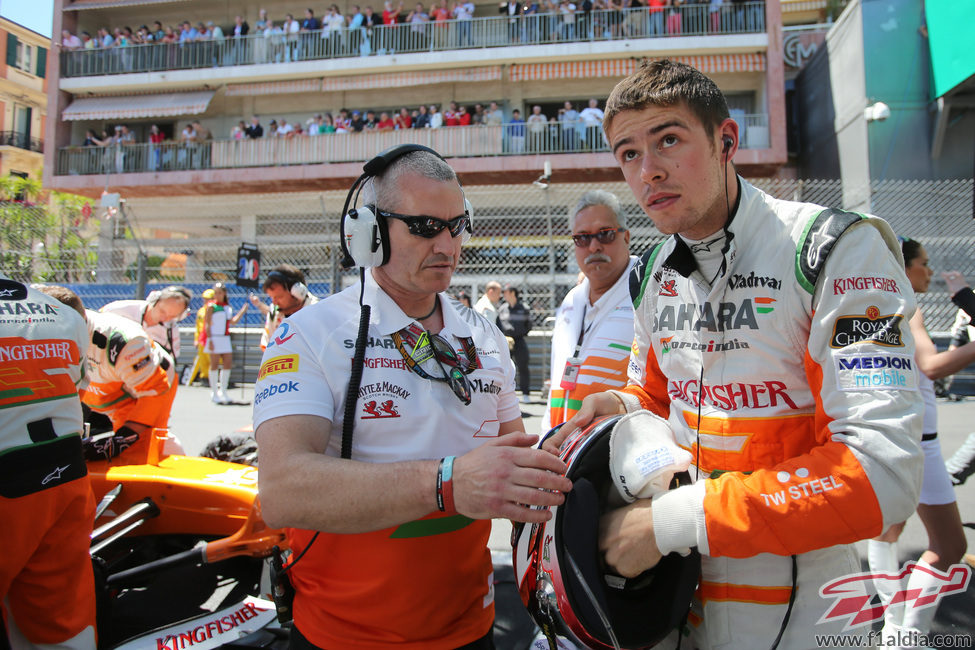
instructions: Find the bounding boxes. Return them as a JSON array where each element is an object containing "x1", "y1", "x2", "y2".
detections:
[{"x1": 258, "y1": 355, "x2": 298, "y2": 381}]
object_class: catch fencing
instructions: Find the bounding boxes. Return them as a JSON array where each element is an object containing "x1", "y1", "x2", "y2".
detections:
[{"x1": 8, "y1": 177, "x2": 973, "y2": 335}]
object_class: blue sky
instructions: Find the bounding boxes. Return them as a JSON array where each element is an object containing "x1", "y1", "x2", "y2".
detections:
[{"x1": 1, "y1": 0, "x2": 54, "y2": 38}]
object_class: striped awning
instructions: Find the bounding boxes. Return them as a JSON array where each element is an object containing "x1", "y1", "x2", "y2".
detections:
[
  {"x1": 62, "y1": 90, "x2": 215, "y2": 121},
  {"x1": 781, "y1": 0, "x2": 827, "y2": 13},
  {"x1": 65, "y1": 0, "x2": 192, "y2": 9},
  {"x1": 226, "y1": 79, "x2": 323, "y2": 96},
  {"x1": 509, "y1": 55, "x2": 766, "y2": 82},
  {"x1": 322, "y1": 66, "x2": 501, "y2": 91}
]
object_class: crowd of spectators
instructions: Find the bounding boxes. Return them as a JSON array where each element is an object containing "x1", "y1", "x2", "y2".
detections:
[
  {"x1": 60, "y1": 0, "x2": 762, "y2": 71},
  {"x1": 80, "y1": 98, "x2": 603, "y2": 147}
]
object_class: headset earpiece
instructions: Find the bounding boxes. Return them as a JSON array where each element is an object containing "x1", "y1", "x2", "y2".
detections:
[
  {"x1": 342, "y1": 204, "x2": 390, "y2": 268},
  {"x1": 722, "y1": 137, "x2": 733, "y2": 161},
  {"x1": 290, "y1": 281, "x2": 308, "y2": 301}
]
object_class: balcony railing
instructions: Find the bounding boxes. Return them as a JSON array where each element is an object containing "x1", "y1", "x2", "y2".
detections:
[
  {"x1": 0, "y1": 131, "x2": 43, "y2": 153},
  {"x1": 56, "y1": 115, "x2": 769, "y2": 177},
  {"x1": 60, "y1": 3, "x2": 766, "y2": 78}
]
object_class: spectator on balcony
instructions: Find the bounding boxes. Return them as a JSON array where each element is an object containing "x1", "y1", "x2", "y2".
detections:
[
  {"x1": 151, "y1": 20, "x2": 165, "y2": 41},
  {"x1": 558, "y1": 0, "x2": 577, "y2": 40},
  {"x1": 83, "y1": 129, "x2": 108, "y2": 147},
  {"x1": 579, "y1": 97, "x2": 604, "y2": 149},
  {"x1": 282, "y1": 14, "x2": 300, "y2": 61},
  {"x1": 351, "y1": 110, "x2": 366, "y2": 131},
  {"x1": 429, "y1": 104, "x2": 444, "y2": 128},
  {"x1": 666, "y1": 0, "x2": 683, "y2": 34},
  {"x1": 506, "y1": 108, "x2": 526, "y2": 152},
  {"x1": 393, "y1": 107, "x2": 413, "y2": 129},
  {"x1": 558, "y1": 101, "x2": 580, "y2": 150},
  {"x1": 483, "y1": 101, "x2": 503, "y2": 127},
  {"x1": 231, "y1": 121, "x2": 246, "y2": 140},
  {"x1": 148, "y1": 124, "x2": 164, "y2": 170},
  {"x1": 471, "y1": 103, "x2": 485, "y2": 125},
  {"x1": 381, "y1": 0, "x2": 403, "y2": 54},
  {"x1": 377, "y1": 111, "x2": 395, "y2": 131},
  {"x1": 321, "y1": 113, "x2": 337, "y2": 133},
  {"x1": 452, "y1": 0, "x2": 474, "y2": 46},
  {"x1": 266, "y1": 119, "x2": 278, "y2": 136},
  {"x1": 299, "y1": 8, "x2": 320, "y2": 60},
  {"x1": 347, "y1": 5, "x2": 364, "y2": 54},
  {"x1": 457, "y1": 104, "x2": 472, "y2": 126},
  {"x1": 245, "y1": 115, "x2": 264, "y2": 139},
  {"x1": 443, "y1": 101, "x2": 460, "y2": 126},
  {"x1": 645, "y1": 0, "x2": 664, "y2": 34},
  {"x1": 80, "y1": 31, "x2": 95, "y2": 50},
  {"x1": 523, "y1": 0, "x2": 540, "y2": 41},
  {"x1": 361, "y1": 6, "x2": 381, "y2": 55},
  {"x1": 502, "y1": 0, "x2": 522, "y2": 42},
  {"x1": 430, "y1": 0, "x2": 450, "y2": 47},
  {"x1": 62, "y1": 29, "x2": 83, "y2": 50},
  {"x1": 178, "y1": 122, "x2": 196, "y2": 168},
  {"x1": 527, "y1": 105, "x2": 548, "y2": 151},
  {"x1": 276, "y1": 119, "x2": 295, "y2": 137},
  {"x1": 413, "y1": 104, "x2": 431, "y2": 128},
  {"x1": 407, "y1": 3, "x2": 430, "y2": 49},
  {"x1": 323, "y1": 5, "x2": 345, "y2": 56},
  {"x1": 335, "y1": 109, "x2": 352, "y2": 132}
]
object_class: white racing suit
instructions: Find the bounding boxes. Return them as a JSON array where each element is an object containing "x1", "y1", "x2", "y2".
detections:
[{"x1": 615, "y1": 178, "x2": 923, "y2": 649}]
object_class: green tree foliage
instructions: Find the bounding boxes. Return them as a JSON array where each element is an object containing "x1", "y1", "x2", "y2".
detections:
[{"x1": 0, "y1": 174, "x2": 99, "y2": 283}]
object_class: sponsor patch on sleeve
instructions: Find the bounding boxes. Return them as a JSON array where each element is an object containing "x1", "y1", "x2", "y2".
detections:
[
  {"x1": 258, "y1": 354, "x2": 299, "y2": 380},
  {"x1": 833, "y1": 351, "x2": 917, "y2": 391},
  {"x1": 829, "y1": 306, "x2": 905, "y2": 348}
]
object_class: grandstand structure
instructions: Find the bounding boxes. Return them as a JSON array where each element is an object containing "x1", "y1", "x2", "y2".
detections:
[{"x1": 42, "y1": 0, "x2": 834, "y2": 306}]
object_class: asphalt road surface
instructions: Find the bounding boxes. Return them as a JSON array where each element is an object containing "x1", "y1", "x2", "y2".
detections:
[{"x1": 168, "y1": 383, "x2": 975, "y2": 647}]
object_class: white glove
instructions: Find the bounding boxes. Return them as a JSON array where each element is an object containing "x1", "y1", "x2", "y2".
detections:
[{"x1": 609, "y1": 410, "x2": 691, "y2": 503}]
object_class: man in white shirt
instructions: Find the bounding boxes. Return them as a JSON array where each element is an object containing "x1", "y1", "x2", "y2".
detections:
[
  {"x1": 578, "y1": 97, "x2": 605, "y2": 150},
  {"x1": 542, "y1": 190, "x2": 635, "y2": 433},
  {"x1": 474, "y1": 280, "x2": 501, "y2": 325}
]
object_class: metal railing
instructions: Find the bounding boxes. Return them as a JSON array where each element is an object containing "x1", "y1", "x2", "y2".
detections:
[
  {"x1": 56, "y1": 115, "x2": 769, "y2": 176},
  {"x1": 60, "y1": 2, "x2": 766, "y2": 77},
  {"x1": 0, "y1": 131, "x2": 43, "y2": 153}
]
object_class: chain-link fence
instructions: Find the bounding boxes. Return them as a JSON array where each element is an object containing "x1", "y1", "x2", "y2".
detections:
[{"x1": 6, "y1": 177, "x2": 973, "y2": 332}]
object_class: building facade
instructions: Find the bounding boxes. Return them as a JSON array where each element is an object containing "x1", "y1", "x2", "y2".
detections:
[{"x1": 1, "y1": 17, "x2": 48, "y2": 180}]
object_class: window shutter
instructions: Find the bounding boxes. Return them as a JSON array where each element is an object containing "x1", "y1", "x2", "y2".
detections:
[
  {"x1": 36, "y1": 46, "x2": 46, "y2": 77},
  {"x1": 6, "y1": 33, "x2": 17, "y2": 66}
]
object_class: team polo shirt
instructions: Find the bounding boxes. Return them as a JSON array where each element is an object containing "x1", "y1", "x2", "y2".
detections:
[
  {"x1": 543, "y1": 256, "x2": 637, "y2": 433},
  {"x1": 253, "y1": 270, "x2": 519, "y2": 649}
]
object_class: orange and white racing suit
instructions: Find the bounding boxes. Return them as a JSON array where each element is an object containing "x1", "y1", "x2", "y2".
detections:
[
  {"x1": 0, "y1": 278, "x2": 96, "y2": 650},
  {"x1": 81, "y1": 309, "x2": 177, "y2": 462},
  {"x1": 615, "y1": 179, "x2": 924, "y2": 648},
  {"x1": 542, "y1": 256, "x2": 636, "y2": 433}
]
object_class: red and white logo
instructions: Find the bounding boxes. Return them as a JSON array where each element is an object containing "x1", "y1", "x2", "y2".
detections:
[
  {"x1": 658, "y1": 280, "x2": 679, "y2": 297},
  {"x1": 818, "y1": 562, "x2": 971, "y2": 630},
  {"x1": 361, "y1": 399, "x2": 400, "y2": 419}
]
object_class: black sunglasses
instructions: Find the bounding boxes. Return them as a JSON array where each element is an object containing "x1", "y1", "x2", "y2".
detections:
[
  {"x1": 378, "y1": 209, "x2": 470, "y2": 239},
  {"x1": 571, "y1": 227, "x2": 626, "y2": 248},
  {"x1": 391, "y1": 329, "x2": 476, "y2": 405}
]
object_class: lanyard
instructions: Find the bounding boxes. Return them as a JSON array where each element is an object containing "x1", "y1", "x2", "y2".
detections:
[{"x1": 573, "y1": 303, "x2": 594, "y2": 355}]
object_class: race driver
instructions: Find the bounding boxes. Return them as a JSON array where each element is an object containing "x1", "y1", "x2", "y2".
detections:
[
  {"x1": 80, "y1": 308, "x2": 179, "y2": 462},
  {"x1": 544, "y1": 60, "x2": 923, "y2": 648},
  {"x1": 1, "y1": 281, "x2": 96, "y2": 650}
]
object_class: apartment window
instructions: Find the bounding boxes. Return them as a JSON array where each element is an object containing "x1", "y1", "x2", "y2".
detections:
[{"x1": 6, "y1": 34, "x2": 46, "y2": 77}]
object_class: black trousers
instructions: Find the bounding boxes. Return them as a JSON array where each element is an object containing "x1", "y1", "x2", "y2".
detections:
[
  {"x1": 511, "y1": 337, "x2": 531, "y2": 395},
  {"x1": 291, "y1": 623, "x2": 495, "y2": 649}
]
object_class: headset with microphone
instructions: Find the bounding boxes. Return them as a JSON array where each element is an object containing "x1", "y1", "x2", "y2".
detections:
[
  {"x1": 340, "y1": 143, "x2": 474, "y2": 269},
  {"x1": 264, "y1": 269, "x2": 308, "y2": 301}
]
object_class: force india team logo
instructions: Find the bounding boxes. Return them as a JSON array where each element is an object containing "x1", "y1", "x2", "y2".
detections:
[
  {"x1": 830, "y1": 306, "x2": 904, "y2": 348},
  {"x1": 819, "y1": 562, "x2": 971, "y2": 630}
]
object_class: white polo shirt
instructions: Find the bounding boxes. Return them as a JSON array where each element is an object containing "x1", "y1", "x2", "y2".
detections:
[{"x1": 253, "y1": 269, "x2": 520, "y2": 461}]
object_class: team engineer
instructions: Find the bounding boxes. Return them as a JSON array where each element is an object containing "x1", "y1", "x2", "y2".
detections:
[
  {"x1": 543, "y1": 60, "x2": 923, "y2": 648},
  {"x1": 542, "y1": 189, "x2": 637, "y2": 433},
  {"x1": 253, "y1": 148, "x2": 572, "y2": 649},
  {"x1": 252, "y1": 264, "x2": 318, "y2": 350},
  {"x1": 1, "y1": 281, "x2": 96, "y2": 650}
]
